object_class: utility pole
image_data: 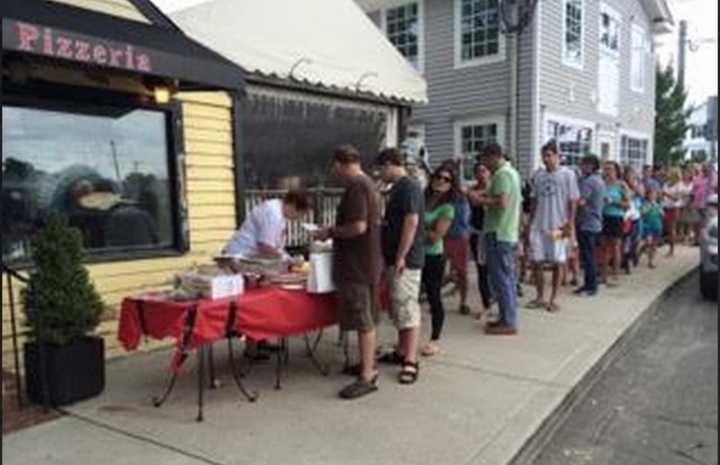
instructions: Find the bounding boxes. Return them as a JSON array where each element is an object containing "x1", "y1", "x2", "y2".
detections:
[
  {"x1": 678, "y1": 20, "x2": 687, "y2": 89},
  {"x1": 110, "y1": 140, "x2": 122, "y2": 183}
]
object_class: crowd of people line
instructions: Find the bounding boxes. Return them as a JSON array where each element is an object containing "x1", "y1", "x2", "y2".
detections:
[{"x1": 225, "y1": 142, "x2": 719, "y2": 399}]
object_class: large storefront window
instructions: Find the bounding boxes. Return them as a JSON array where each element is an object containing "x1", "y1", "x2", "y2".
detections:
[
  {"x1": 546, "y1": 120, "x2": 593, "y2": 166},
  {"x1": 2, "y1": 102, "x2": 178, "y2": 263}
]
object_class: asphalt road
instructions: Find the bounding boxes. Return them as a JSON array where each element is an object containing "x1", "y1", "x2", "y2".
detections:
[{"x1": 532, "y1": 271, "x2": 718, "y2": 465}]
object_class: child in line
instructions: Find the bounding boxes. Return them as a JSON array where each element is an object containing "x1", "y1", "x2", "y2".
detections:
[{"x1": 640, "y1": 188, "x2": 664, "y2": 269}]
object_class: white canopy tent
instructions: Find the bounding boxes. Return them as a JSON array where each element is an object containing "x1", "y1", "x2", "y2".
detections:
[{"x1": 170, "y1": 0, "x2": 427, "y2": 103}]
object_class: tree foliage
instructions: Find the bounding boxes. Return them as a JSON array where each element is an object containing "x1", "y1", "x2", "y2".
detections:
[
  {"x1": 654, "y1": 63, "x2": 691, "y2": 166},
  {"x1": 22, "y1": 216, "x2": 104, "y2": 345}
]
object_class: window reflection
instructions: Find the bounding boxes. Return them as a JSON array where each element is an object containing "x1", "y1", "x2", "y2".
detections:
[{"x1": 2, "y1": 104, "x2": 175, "y2": 262}]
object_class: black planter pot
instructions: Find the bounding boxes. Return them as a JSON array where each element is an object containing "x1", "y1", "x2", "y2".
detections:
[{"x1": 24, "y1": 336, "x2": 105, "y2": 406}]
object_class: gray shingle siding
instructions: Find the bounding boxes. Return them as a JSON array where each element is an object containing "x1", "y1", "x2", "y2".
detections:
[
  {"x1": 418, "y1": 0, "x2": 511, "y2": 166},
  {"x1": 516, "y1": 13, "x2": 538, "y2": 177},
  {"x1": 537, "y1": 0, "x2": 656, "y2": 161},
  {"x1": 361, "y1": 0, "x2": 657, "y2": 175}
]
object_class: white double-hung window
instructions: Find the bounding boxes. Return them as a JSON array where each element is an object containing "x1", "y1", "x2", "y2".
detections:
[
  {"x1": 454, "y1": 116, "x2": 504, "y2": 180},
  {"x1": 631, "y1": 24, "x2": 648, "y2": 93},
  {"x1": 384, "y1": 2, "x2": 423, "y2": 71},
  {"x1": 562, "y1": 0, "x2": 584, "y2": 69},
  {"x1": 620, "y1": 135, "x2": 649, "y2": 170},
  {"x1": 454, "y1": 0, "x2": 504, "y2": 67},
  {"x1": 599, "y1": 6, "x2": 620, "y2": 53},
  {"x1": 597, "y1": 4, "x2": 620, "y2": 116}
]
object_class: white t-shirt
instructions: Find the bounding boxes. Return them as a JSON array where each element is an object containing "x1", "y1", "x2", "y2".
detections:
[
  {"x1": 223, "y1": 199, "x2": 286, "y2": 257},
  {"x1": 663, "y1": 183, "x2": 686, "y2": 209},
  {"x1": 678, "y1": 181, "x2": 693, "y2": 208},
  {"x1": 530, "y1": 166, "x2": 580, "y2": 232}
]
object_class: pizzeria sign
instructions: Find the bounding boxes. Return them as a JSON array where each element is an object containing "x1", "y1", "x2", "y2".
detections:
[{"x1": 2, "y1": 18, "x2": 154, "y2": 73}]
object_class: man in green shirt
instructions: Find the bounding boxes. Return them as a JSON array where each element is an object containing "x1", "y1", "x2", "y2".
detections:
[{"x1": 477, "y1": 143, "x2": 521, "y2": 335}]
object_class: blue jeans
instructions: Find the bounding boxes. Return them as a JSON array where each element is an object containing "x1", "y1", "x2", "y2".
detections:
[
  {"x1": 622, "y1": 220, "x2": 642, "y2": 270},
  {"x1": 577, "y1": 230, "x2": 599, "y2": 291},
  {"x1": 485, "y1": 233, "x2": 518, "y2": 327}
]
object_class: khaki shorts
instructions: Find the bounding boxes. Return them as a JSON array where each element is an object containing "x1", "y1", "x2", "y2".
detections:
[
  {"x1": 336, "y1": 282, "x2": 379, "y2": 332},
  {"x1": 385, "y1": 267, "x2": 422, "y2": 330},
  {"x1": 529, "y1": 229, "x2": 568, "y2": 264}
]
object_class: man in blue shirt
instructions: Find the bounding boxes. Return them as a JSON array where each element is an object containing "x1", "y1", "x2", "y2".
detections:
[{"x1": 575, "y1": 154, "x2": 606, "y2": 296}]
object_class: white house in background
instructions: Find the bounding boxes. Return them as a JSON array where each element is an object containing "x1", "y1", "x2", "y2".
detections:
[
  {"x1": 684, "y1": 96, "x2": 718, "y2": 162},
  {"x1": 355, "y1": 0, "x2": 673, "y2": 178}
]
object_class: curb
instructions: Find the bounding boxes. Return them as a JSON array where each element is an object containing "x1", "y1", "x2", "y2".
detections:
[{"x1": 507, "y1": 266, "x2": 699, "y2": 465}]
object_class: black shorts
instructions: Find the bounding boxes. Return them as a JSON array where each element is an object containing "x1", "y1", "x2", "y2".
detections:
[{"x1": 602, "y1": 216, "x2": 624, "y2": 239}]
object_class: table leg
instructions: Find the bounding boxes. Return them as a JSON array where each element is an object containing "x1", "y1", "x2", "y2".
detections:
[
  {"x1": 154, "y1": 304, "x2": 198, "y2": 409},
  {"x1": 303, "y1": 331, "x2": 329, "y2": 376},
  {"x1": 274, "y1": 338, "x2": 289, "y2": 390},
  {"x1": 226, "y1": 336, "x2": 259, "y2": 402},
  {"x1": 152, "y1": 371, "x2": 179, "y2": 408},
  {"x1": 208, "y1": 343, "x2": 219, "y2": 389},
  {"x1": 196, "y1": 345, "x2": 205, "y2": 422},
  {"x1": 339, "y1": 330, "x2": 352, "y2": 373}
]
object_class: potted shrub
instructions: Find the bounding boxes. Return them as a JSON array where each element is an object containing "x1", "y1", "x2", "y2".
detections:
[{"x1": 22, "y1": 216, "x2": 105, "y2": 406}]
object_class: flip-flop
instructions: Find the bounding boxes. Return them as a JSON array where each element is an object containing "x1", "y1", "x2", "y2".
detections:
[{"x1": 546, "y1": 302, "x2": 561, "y2": 312}]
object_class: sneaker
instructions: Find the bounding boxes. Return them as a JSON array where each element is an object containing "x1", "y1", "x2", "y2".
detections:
[{"x1": 485, "y1": 323, "x2": 517, "y2": 335}]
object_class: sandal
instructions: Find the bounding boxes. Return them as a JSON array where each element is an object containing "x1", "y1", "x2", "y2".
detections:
[
  {"x1": 377, "y1": 350, "x2": 404, "y2": 365},
  {"x1": 398, "y1": 360, "x2": 419, "y2": 384},
  {"x1": 546, "y1": 302, "x2": 561, "y2": 312},
  {"x1": 420, "y1": 342, "x2": 441, "y2": 357},
  {"x1": 525, "y1": 299, "x2": 547, "y2": 309},
  {"x1": 339, "y1": 373, "x2": 379, "y2": 399}
]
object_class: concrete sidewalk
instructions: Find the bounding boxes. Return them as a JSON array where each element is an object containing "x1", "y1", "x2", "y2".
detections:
[{"x1": 2, "y1": 247, "x2": 699, "y2": 465}]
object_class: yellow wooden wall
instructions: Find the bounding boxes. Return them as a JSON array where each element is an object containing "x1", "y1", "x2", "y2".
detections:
[
  {"x1": 2, "y1": 91, "x2": 238, "y2": 372},
  {"x1": 47, "y1": 0, "x2": 151, "y2": 23}
]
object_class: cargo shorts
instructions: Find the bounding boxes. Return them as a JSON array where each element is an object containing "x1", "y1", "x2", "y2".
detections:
[
  {"x1": 336, "y1": 282, "x2": 379, "y2": 332},
  {"x1": 385, "y1": 267, "x2": 422, "y2": 330}
]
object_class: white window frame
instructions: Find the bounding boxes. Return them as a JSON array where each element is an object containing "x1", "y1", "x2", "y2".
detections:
[
  {"x1": 453, "y1": 115, "x2": 506, "y2": 180},
  {"x1": 562, "y1": 0, "x2": 584, "y2": 70},
  {"x1": 599, "y1": 3, "x2": 621, "y2": 57},
  {"x1": 381, "y1": 1, "x2": 425, "y2": 74},
  {"x1": 619, "y1": 130, "x2": 651, "y2": 169},
  {"x1": 453, "y1": 0, "x2": 506, "y2": 69},
  {"x1": 630, "y1": 23, "x2": 648, "y2": 93},
  {"x1": 543, "y1": 112, "x2": 595, "y2": 166}
]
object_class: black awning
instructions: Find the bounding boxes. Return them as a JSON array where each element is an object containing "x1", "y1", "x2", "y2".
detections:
[{"x1": 2, "y1": 0, "x2": 246, "y2": 92}]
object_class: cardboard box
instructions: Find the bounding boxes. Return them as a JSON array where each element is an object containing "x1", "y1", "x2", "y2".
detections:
[{"x1": 177, "y1": 272, "x2": 244, "y2": 300}]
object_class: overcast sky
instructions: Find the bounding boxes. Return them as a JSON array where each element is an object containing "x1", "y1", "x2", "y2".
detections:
[
  {"x1": 154, "y1": 0, "x2": 718, "y2": 105},
  {"x1": 657, "y1": 0, "x2": 718, "y2": 106}
]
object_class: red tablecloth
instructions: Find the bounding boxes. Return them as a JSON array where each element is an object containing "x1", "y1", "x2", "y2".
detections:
[{"x1": 118, "y1": 288, "x2": 337, "y2": 371}]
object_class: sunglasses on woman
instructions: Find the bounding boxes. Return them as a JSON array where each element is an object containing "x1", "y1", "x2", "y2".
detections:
[{"x1": 433, "y1": 174, "x2": 453, "y2": 183}]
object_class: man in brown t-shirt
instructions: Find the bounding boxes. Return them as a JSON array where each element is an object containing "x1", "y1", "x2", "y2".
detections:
[{"x1": 315, "y1": 145, "x2": 382, "y2": 399}]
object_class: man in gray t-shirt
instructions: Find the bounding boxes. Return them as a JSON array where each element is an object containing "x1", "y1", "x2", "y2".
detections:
[
  {"x1": 528, "y1": 142, "x2": 580, "y2": 311},
  {"x1": 575, "y1": 154, "x2": 606, "y2": 296}
]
